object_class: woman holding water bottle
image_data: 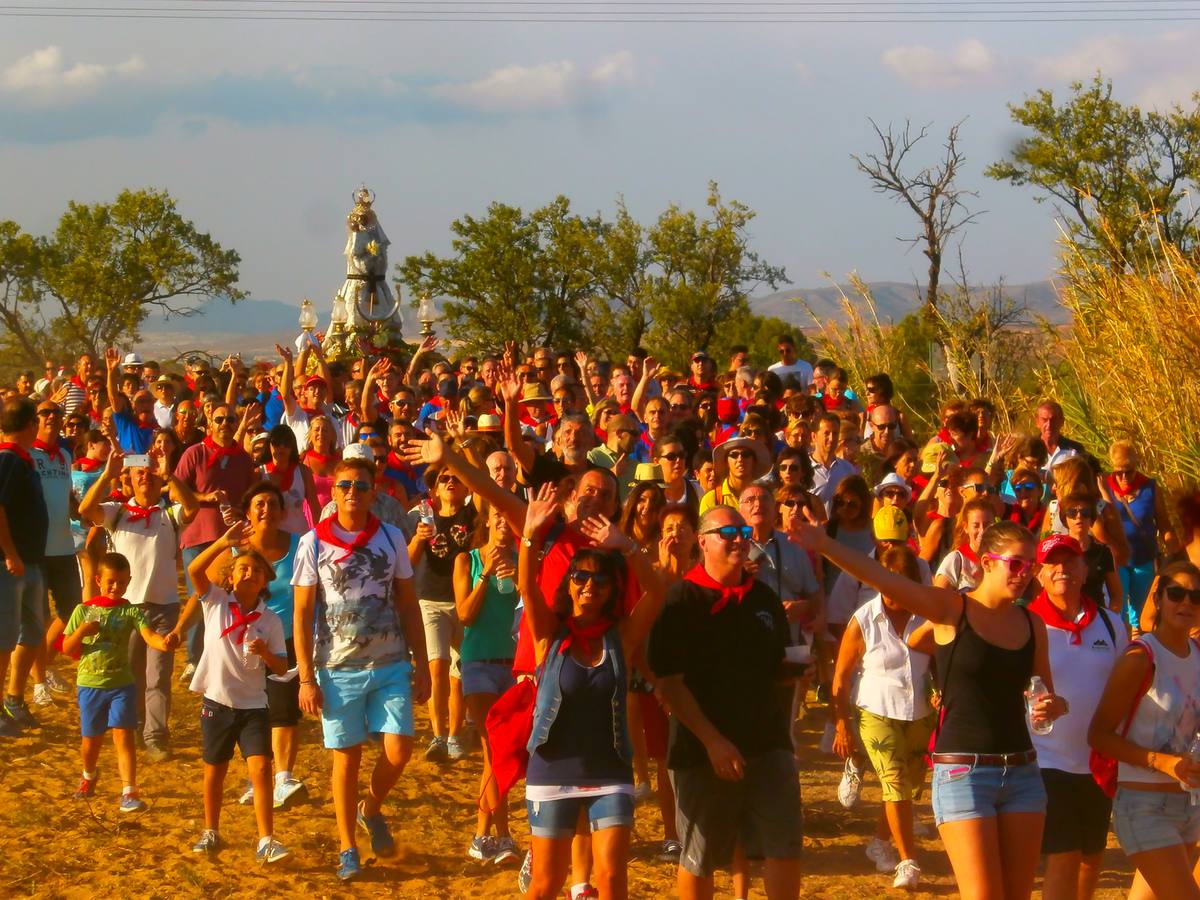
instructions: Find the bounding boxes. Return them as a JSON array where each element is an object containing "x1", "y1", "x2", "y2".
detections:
[
  {"x1": 1089, "y1": 561, "x2": 1200, "y2": 898},
  {"x1": 453, "y1": 501, "x2": 520, "y2": 864},
  {"x1": 794, "y1": 520, "x2": 1068, "y2": 900}
]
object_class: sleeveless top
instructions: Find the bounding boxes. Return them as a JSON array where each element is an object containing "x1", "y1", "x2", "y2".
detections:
[
  {"x1": 461, "y1": 548, "x2": 519, "y2": 663},
  {"x1": 262, "y1": 531, "x2": 302, "y2": 636},
  {"x1": 1111, "y1": 481, "x2": 1159, "y2": 565},
  {"x1": 934, "y1": 600, "x2": 1035, "y2": 755},
  {"x1": 1119, "y1": 633, "x2": 1200, "y2": 784}
]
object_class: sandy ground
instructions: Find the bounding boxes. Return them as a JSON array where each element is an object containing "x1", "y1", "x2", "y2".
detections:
[{"x1": 0, "y1": 670, "x2": 1135, "y2": 899}]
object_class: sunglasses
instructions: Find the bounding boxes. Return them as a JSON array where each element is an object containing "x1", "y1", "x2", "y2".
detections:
[
  {"x1": 437, "y1": 474, "x2": 461, "y2": 485},
  {"x1": 552, "y1": 397, "x2": 571, "y2": 405},
  {"x1": 984, "y1": 553, "x2": 1034, "y2": 577},
  {"x1": 335, "y1": 479, "x2": 372, "y2": 493},
  {"x1": 1163, "y1": 583, "x2": 1200, "y2": 605},
  {"x1": 36, "y1": 408, "x2": 62, "y2": 417},
  {"x1": 865, "y1": 385, "x2": 882, "y2": 393},
  {"x1": 1112, "y1": 469, "x2": 1136, "y2": 478},
  {"x1": 880, "y1": 489, "x2": 907, "y2": 501},
  {"x1": 569, "y1": 569, "x2": 612, "y2": 588},
  {"x1": 965, "y1": 483, "x2": 996, "y2": 496},
  {"x1": 727, "y1": 450, "x2": 755, "y2": 460},
  {"x1": 741, "y1": 428, "x2": 764, "y2": 437},
  {"x1": 1012, "y1": 481, "x2": 1040, "y2": 493},
  {"x1": 670, "y1": 403, "x2": 690, "y2": 412},
  {"x1": 659, "y1": 451, "x2": 686, "y2": 463},
  {"x1": 778, "y1": 463, "x2": 802, "y2": 473},
  {"x1": 936, "y1": 478, "x2": 950, "y2": 489},
  {"x1": 1063, "y1": 506, "x2": 1096, "y2": 520},
  {"x1": 392, "y1": 397, "x2": 416, "y2": 406},
  {"x1": 778, "y1": 498, "x2": 800, "y2": 508},
  {"x1": 211, "y1": 416, "x2": 236, "y2": 425},
  {"x1": 702, "y1": 524, "x2": 753, "y2": 542},
  {"x1": 872, "y1": 421, "x2": 898, "y2": 431}
]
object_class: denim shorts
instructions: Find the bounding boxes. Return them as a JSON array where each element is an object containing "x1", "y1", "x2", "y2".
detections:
[
  {"x1": 931, "y1": 760, "x2": 1047, "y2": 825},
  {"x1": 526, "y1": 790, "x2": 634, "y2": 838},
  {"x1": 1113, "y1": 787, "x2": 1200, "y2": 855},
  {"x1": 77, "y1": 684, "x2": 137, "y2": 738},
  {"x1": 316, "y1": 661, "x2": 413, "y2": 749},
  {"x1": 461, "y1": 660, "x2": 515, "y2": 697},
  {"x1": 0, "y1": 564, "x2": 45, "y2": 652}
]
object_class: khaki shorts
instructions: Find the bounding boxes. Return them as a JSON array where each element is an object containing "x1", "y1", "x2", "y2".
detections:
[
  {"x1": 858, "y1": 708, "x2": 934, "y2": 803},
  {"x1": 419, "y1": 599, "x2": 462, "y2": 673}
]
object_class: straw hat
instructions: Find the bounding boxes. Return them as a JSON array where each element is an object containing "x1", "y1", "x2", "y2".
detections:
[
  {"x1": 519, "y1": 383, "x2": 553, "y2": 405},
  {"x1": 713, "y1": 436, "x2": 771, "y2": 480}
]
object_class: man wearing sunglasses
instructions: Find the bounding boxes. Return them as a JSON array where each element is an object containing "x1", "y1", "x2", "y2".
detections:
[
  {"x1": 859, "y1": 404, "x2": 902, "y2": 485},
  {"x1": 293, "y1": 457, "x2": 431, "y2": 881},
  {"x1": 649, "y1": 506, "x2": 803, "y2": 899}
]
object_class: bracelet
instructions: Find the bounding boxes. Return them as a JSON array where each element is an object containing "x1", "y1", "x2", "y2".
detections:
[{"x1": 299, "y1": 679, "x2": 316, "y2": 686}]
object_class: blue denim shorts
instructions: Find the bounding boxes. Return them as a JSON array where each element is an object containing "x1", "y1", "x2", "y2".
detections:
[
  {"x1": 526, "y1": 790, "x2": 635, "y2": 838},
  {"x1": 1114, "y1": 787, "x2": 1200, "y2": 855},
  {"x1": 0, "y1": 565, "x2": 45, "y2": 652},
  {"x1": 461, "y1": 660, "x2": 515, "y2": 697},
  {"x1": 316, "y1": 661, "x2": 413, "y2": 749},
  {"x1": 931, "y1": 760, "x2": 1047, "y2": 825}
]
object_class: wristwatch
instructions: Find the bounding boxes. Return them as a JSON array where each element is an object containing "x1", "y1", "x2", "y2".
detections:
[{"x1": 521, "y1": 536, "x2": 536, "y2": 548}]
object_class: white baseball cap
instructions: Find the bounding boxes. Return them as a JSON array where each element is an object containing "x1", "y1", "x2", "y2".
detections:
[{"x1": 342, "y1": 443, "x2": 374, "y2": 462}]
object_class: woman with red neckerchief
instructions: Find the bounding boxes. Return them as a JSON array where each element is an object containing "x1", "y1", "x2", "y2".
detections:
[
  {"x1": 934, "y1": 497, "x2": 997, "y2": 592},
  {"x1": 261, "y1": 424, "x2": 320, "y2": 533},
  {"x1": 301, "y1": 416, "x2": 338, "y2": 512}
]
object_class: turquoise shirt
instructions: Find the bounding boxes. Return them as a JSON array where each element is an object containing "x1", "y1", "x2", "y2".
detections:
[{"x1": 461, "y1": 549, "x2": 519, "y2": 662}]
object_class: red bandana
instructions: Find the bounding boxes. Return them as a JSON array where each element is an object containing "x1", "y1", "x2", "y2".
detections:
[
  {"x1": 1107, "y1": 472, "x2": 1149, "y2": 498},
  {"x1": 684, "y1": 563, "x2": 756, "y2": 615},
  {"x1": 1029, "y1": 591, "x2": 1097, "y2": 645},
  {"x1": 218, "y1": 599, "x2": 262, "y2": 645},
  {"x1": 122, "y1": 500, "x2": 159, "y2": 530},
  {"x1": 299, "y1": 405, "x2": 320, "y2": 417},
  {"x1": 558, "y1": 617, "x2": 613, "y2": 658},
  {"x1": 304, "y1": 449, "x2": 333, "y2": 467},
  {"x1": 267, "y1": 461, "x2": 296, "y2": 491},
  {"x1": 0, "y1": 442, "x2": 33, "y2": 466},
  {"x1": 315, "y1": 514, "x2": 381, "y2": 563},
  {"x1": 84, "y1": 595, "x2": 127, "y2": 608},
  {"x1": 75, "y1": 457, "x2": 103, "y2": 472},
  {"x1": 385, "y1": 451, "x2": 412, "y2": 473},
  {"x1": 33, "y1": 438, "x2": 66, "y2": 466},
  {"x1": 957, "y1": 543, "x2": 980, "y2": 566},
  {"x1": 1007, "y1": 503, "x2": 1046, "y2": 533},
  {"x1": 203, "y1": 435, "x2": 239, "y2": 463}
]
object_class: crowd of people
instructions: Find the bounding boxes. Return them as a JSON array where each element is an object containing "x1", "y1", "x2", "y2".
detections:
[{"x1": 1, "y1": 333, "x2": 1199, "y2": 899}]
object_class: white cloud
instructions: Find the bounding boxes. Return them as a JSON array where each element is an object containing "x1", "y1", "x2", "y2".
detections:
[
  {"x1": 1033, "y1": 35, "x2": 1131, "y2": 82},
  {"x1": 881, "y1": 38, "x2": 996, "y2": 89},
  {"x1": 1029, "y1": 31, "x2": 1200, "y2": 108},
  {"x1": 433, "y1": 51, "x2": 636, "y2": 113},
  {"x1": 1, "y1": 46, "x2": 144, "y2": 101}
]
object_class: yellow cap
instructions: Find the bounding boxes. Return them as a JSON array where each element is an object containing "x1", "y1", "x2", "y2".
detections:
[{"x1": 873, "y1": 506, "x2": 910, "y2": 542}]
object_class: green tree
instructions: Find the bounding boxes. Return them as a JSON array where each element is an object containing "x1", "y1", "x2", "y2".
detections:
[
  {"x1": 986, "y1": 74, "x2": 1200, "y2": 268},
  {"x1": 583, "y1": 199, "x2": 654, "y2": 359},
  {"x1": 707, "y1": 308, "x2": 811, "y2": 370},
  {"x1": 397, "y1": 197, "x2": 600, "y2": 354},
  {"x1": 0, "y1": 189, "x2": 243, "y2": 367}
]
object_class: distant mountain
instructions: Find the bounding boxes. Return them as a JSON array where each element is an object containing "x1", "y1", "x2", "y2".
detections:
[
  {"x1": 751, "y1": 279, "x2": 1068, "y2": 327},
  {"x1": 141, "y1": 297, "x2": 300, "y2": 336}
]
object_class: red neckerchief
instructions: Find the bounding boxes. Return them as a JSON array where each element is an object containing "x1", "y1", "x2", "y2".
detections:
[
  {"x1": 84, "y1": 595, "x2": 127, "y2": 608},
  {"x1": 684, "y1": 563, "x2": 756, "y2": 615},
  {"x1": 107, "y1": 488, "x2": 126, "y2": 500},
  {"x1": 712, "y1": 424, "x2": 738, "y2": 446},
  {"x1": 33, "y1": 438, "x2": 66, "y2": 466},
  {"x1": 299, "y1": 405, "x2": 320, "y2": 416},
  {"x1": 267, "y1": 461, "x2": 296, "y2": 491},
  {"x1": 688, "y1": 378, "x2": 717, "y2": 393},
  {"x1": 218, "y1": 599, "x2": 262, "y2": 645},
  {"x1": 977, "y1": 430, "x2": 993, "y2": 453},
  {"x1": 559, "y1": 617, "x2": 614, "y2": 657},
  {"x1": 1007, "y1": 503, "x2": 1045, "y2": 533},
  {"x1": 122, "y1": 500, "x2": 159, "y2": 530},
  {"x1": 385, "y1": 451, "x2": 412, "y2": 474},
  {"x1": 70, "y1": 375, "x2": 86, "y2": 390},
  {"x1": 639, "y1": 432, "x2": 654, "y2": 452},
  {"x1": 957, "y1": 543, "x2": 980, "y2": 566},
  {"x1": 1107, "y1": 472, "x2": 1149, "y2": 498},
  {"x1": 1029, "y1": 590, "x2": 1097, "y2": 645},
  {"x1": 822, "y1": 393, "x2": 846, "y2": 411},
  {"x1": 315, "y1": 514, "x2": 381, "y2": 563},
  {"x1": 936, "y1": 427, "x2": 956, "y2": 450},
  {"x1": 304, "y1": 449, "x2": 333, "y2": 467},
  {"x1": 75, "y1": 457, "x2": 103, "y2": 472},
  {"x1": 203, "y1": 435, "x2": 239, "y2": 463},
  {"x1": 0, "y1": 442, "x2": 33, "y2": 466}
]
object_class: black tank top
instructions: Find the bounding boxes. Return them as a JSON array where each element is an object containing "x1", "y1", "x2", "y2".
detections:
[{"x1": 934, "y1": 600, "x2": 1034, "y2": 754}]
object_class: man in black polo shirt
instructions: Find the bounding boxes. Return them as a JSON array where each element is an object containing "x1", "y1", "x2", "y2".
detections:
[
  {"x1": 649, "y1": 505, "x2": 802, "y2": 899},
  {"x1": 0, "y1": 398, "x2": 49, "y2": 736}
]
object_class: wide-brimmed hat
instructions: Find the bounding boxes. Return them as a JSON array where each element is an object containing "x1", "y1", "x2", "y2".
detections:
[
  {"x1": 714, "y1": 436, "x2": 771, "y2": 480},
  {"x1": 631, "y1": 462, "x2": 665, "y2": 486},
  {"x1": 473, "y1": 413, "x2": 504, "y2": 434},
  {"x1": 873, "y1": 472, "x2": 913, "y2": 501},
  {"x1": 519, "y1": 383, "x2": 553, "y2": 405}
]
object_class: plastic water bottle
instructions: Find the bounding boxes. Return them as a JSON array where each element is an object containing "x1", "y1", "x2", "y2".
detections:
[
  {"x1": 417, "y1": 499, "x2": 436, "y2": 534},
  {"x1": 241, "y1": 626, "x2": 261, "y2": 671},
  {"x1": 1187, "y1": 731, "x2": 1200, "y2": 805},
  {"x1": 494, "y1": 573, "x2": 515, "y2": 594},
  {"x1": 1026, "y1": 676, "x2": 1053, "y2": 736}
]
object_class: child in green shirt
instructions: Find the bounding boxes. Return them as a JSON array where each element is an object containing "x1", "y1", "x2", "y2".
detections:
[{"x1": 63, "y1": 552, "x2": 176, "y2": 812}]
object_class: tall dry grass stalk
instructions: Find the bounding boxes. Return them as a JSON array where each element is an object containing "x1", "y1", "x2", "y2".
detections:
[
  {"x1": 803, "y1": 273, "x2": 914, "y2": 389},
  {"x1": 1053, "y1": 239, "x2": 1200, "y2": 491}
]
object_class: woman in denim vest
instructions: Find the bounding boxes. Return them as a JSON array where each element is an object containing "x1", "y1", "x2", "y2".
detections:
[{"x1": 518, "y1": 482, "x2": 664, "y2": 900}]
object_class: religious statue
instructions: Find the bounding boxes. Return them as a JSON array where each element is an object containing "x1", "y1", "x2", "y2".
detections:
[{"x1": 335, "y1": 185, "x2": 400, "y2": 325}]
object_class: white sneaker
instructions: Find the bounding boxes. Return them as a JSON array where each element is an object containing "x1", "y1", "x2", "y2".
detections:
[
  {"x1": 31, "y1": 684, "x2": 54, "y2": 707},
  {"x1": 272, "y1": 777, "x2": 307, "y2": 809},
  {"x1": 838, "y1": 757, "x2": 862, "y2": 809},
  {"x1": 865, "y1": 837, "x2": 899, "y2": 873},
  {"x1": 893, "y1": 858, "x2": 921, "y2": 890},
  {"x1": 819, "y1": 720, "x2": 836, "y2": 754},
  {"x1": 179, "y1": 662, "x2": 196, "y2": 682},
  {"x1": 238, "y1": 781, "x2": 254, "y2": 805},
  {"x1": 44, "y1": 670, "x2": 71, "y2": 694}
]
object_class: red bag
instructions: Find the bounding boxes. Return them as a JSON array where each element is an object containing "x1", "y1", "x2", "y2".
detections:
[
  {"x1": 485, "y1": 678, "x2": 537, "y2": 801},
  {"x1": 1089, "y1": 640, "x2": 1154, "y2": 798}
]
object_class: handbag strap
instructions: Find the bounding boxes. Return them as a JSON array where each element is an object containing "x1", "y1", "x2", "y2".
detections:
[{"x1": 1119, "y1": 639, "x2": 1156, "y2": 739}]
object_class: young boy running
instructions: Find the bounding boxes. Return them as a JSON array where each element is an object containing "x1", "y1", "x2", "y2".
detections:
[
  {"x1": 177, "y1": 521, "x2": 290, "y2": 863},
  {"x1": 62, "y1": 552, "x2": 176, "y2": 812}
]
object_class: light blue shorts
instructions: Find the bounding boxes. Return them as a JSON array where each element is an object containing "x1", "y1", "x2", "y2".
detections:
[
  {"x1": 1114, "y1": 787, "x2": 1200, "y2": 855},
  {"x1": 931, "y1": 760, "x2": 1047, "y2": 825},
  {"x1": 460, "y1": 660, "x2": 515, "y2": 697},
  {"x1": 317, "y1": 661, "x2": 413, "y2": 749},
  {"x1": 526, "y1": 791, "x2": 634, "y2": 838}
]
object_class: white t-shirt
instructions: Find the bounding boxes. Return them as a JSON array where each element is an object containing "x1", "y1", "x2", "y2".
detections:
[
  {"x1": 282, "y1": 405, "x2": 344, "y2": 453},
  {"x1": 935, "y1": 549, "x2": 982, "y2": 592},
  {"x1": 101, "y1": 500, "x2": 182, "y2": 605},
  {"x1": 189, "y1": 586, "x2": 286, "y2": 709},
  {"x1": 1032, "y1": 604, "x2": 1126, "y2": 774},
  {"x1": 768, "y1": 360, "x2": 814, "y2": 393},
  {"x1": 292, "y1": 521, "x2": 413, "y2": 670}
]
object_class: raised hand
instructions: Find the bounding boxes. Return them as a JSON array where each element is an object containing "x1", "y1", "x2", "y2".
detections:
[
  {"x1": 274, "y1": 344, "x2": 293, "y2": 364},
  {"x1": 418, "y1": 335, "x2": 439, "y2": 355},
  {"x1": 642, "y1": 356, "x2": 659, "y2": 381},
  {"x1": 221, "y1": 519, "x2": 251, "y2": 547},
  {"x1": 402, "y1": 430, "x2": 445, "y2": 467},
  {"x1": 103, "y1": 447, "x2": 125, "y2": 479},
  {"x1": 523, "y1": 482, "x2": 562, "y2": 538},
  {"x1": 574, "y1": 350, "x2": 590, "y2": 373},
  {"x1": 578, "y1": 514, "x2": 631, "y2": 552},
  {"x1": 104, "y1": 347, "x2": 121, "y2": 371},
  {"x1": 443, "y1": 408, "x2": 465, "y2": 440}
]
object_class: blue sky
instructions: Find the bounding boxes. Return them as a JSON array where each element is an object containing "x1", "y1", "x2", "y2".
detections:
[{"x1": 1, "y1": 14, "x2": 1195, "y2": 315}]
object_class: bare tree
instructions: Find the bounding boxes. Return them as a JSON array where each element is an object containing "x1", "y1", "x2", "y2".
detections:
[{"x1": 852, "y1": 119, "x2": 981, "y2": 320}]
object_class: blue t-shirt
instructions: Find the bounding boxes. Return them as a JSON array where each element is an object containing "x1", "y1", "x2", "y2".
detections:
[{"x1": 112, "y1": 409, "x2": 155, "y2": 454}]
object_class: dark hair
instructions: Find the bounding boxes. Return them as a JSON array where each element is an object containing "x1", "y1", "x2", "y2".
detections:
[
  {"x1": 691, "y1": 447, "x2": 713, "y2": 471},
  {"x1": 552, "y1": 549, "x2": 626, "y2": 623},
  {"x1": 729, "y1": 343, "x2": 749, "y2": 356},
  {"x1": 98, "y1": 551, "x2": 131, "y2": 576},
  {"x1": 1178, "y1": 491, "x2": 1200, "y2": 541},
  {"x1": 776, "y1": 446, "x2": 814, "y2": 491},
  {"x1": 152, "y1": 428, "x2": 184, "y2": 473},
  {"x1": 946, "y1": 410, "x2": 979, "y2": 439},
  {"x1": 0, "y1": 397, "x2": 36, "y2": 435},
  {"x1": 879, "y1": 543, "x2": 921, "y2": 584},
  {"x1": 268, "y1": 423, "x2": 299, "y2": 461},
  {"x1": 865, "y1": 373, "x2": 895, "y2": 401},
  {"x1": 333, "y1": 458, "x2": 375, "y2": 481},
  {"x1": 832, "y1": 475, "x2": 873, "y2": 529},
  {"x1": 659, "y1": 503, "x2": 699, "y2": 533},
  {"x1": 620, "y1": 482, "x2": 666, "y2": 545},
  {"x1": 1057, "y1": 490, "x2": 1097, "y2": 527},
  {"x1": 1153, "y1": 562, "x2": 1200, "y2": 626},
  {"x1": 241, "y1": 480, "x2": 285, "y2": 514},
  {"x1": 776, "y1": 333, "x2": 796, "y2": 347}
]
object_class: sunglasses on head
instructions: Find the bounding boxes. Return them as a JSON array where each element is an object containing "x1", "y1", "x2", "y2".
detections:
[
  {"x1": 1163, "y1": 583, "x2": 1200, "y2": 605},
  {"x1": 984, "y1": 552, "x2": 1034, "y2": 577},
  {"x1": 702, "y1": 524, "x2": 753, "y2": 542},
  {"x1": 569, "y1": 569, "x2": 611, "y2": 588},
  {"x1": 1063, "y1": 506, "x2": 1095, "y2": 520},
  {"x1": 335, "y1": 479, "x2": 372, "y2": 493}
]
